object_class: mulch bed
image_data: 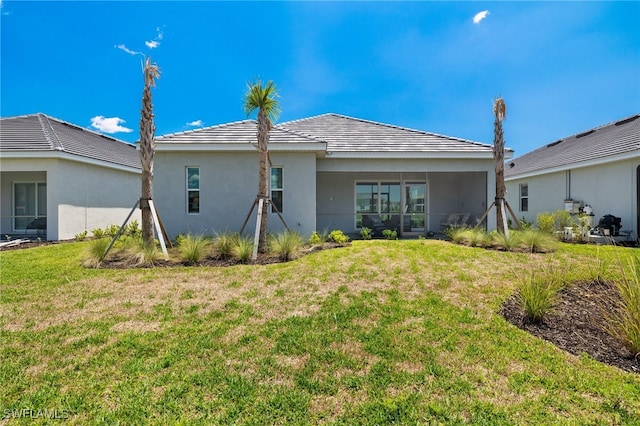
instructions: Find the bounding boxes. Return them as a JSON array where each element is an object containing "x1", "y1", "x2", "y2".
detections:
[{"x1": 500, "y1": 280, "x2": 639, "y2": 374}]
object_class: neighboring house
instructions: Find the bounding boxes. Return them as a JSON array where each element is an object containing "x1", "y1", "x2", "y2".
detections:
[
  {"x1": 505, "y1": 113, "x2": 640, "y2": 241},
  {"x1": 0, "y1": 114, "x2": 142, "y2": 241},
  {"x1": 154, "y1": 113, "x2": 511, "y2": 238}
]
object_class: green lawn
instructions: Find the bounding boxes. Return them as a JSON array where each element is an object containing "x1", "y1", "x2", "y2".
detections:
[{"x1": 1, "y1": 240, "x2": 639, "y2": 424}]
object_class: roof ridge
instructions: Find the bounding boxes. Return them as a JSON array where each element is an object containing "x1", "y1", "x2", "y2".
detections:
[
  {"x1": 36, "y1": 114, "x2": 63, "y2": 151},
  {"x1": 156, "y1": 119, "x2": 256, "y2": 139}
]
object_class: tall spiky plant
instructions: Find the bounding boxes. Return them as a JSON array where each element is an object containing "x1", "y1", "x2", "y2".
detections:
[
  {"x1": 243, "y1": 79, "x2": 280, "y2": 253},
  {"x1": 493, "y1": 97, "x2": 507, "y2": 234},
  {"x1": 139, "y1": 57, "x2": 160, "y2": 245}
]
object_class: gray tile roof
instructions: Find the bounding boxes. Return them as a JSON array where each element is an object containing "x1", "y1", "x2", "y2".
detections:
[
  {"x1": 0, "y1": 113, "x2": 141, "y2": 170},
  {"x1": 155, "y1": 119, "x2": 325, "y2": 146},
  {"x1": 505, "y1": 114, "x2": 640, "y2": 178},
  {"x1": 278, "y1": 113, "x2": 497, "y2": 153},
  {"x1": 155, "y1": 113, "x2": 497, "y2": 156}
]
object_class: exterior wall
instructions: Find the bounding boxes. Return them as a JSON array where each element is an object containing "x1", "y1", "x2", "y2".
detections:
[
  {"x1": 0, "y1": 157, "x2": 140, "y2": 240},
  {"x1": 506, "y1": 157, "x2": 639, "y2": 237},
  {"x1": 153, "y1": 151, "x2": 317, "y2": 238},
  {"x1": 54, "y1": 160, "x2": 141, "y2": 240}
]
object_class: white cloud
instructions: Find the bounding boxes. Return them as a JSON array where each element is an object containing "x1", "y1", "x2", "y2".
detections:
[
  {"x1": 90, "y1": 116, "x2": 133, "y2": 134},
  {"x1": 473, "y1": 10, "x2": 489, "y2": 24},
  {"x1": 115, "y1": 44, "x2": 141, "y2": 56},
  {"x1": 145, "y1": 27, "x2": 164, "y2": 49},
  {"x1": 187, "y1": 120, "x2": 204, "y2": 127}
]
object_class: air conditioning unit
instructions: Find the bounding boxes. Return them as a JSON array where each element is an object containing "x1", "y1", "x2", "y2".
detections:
[{"x1": 564, "y1": 199, "x2": 583, "y2": 214}]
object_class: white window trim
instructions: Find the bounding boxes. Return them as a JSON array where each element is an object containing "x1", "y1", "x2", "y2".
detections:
[
  {"x1": 12, "y1": 181, "x2": 46, "y2": 231},
  {"x1": 270, "y1": 166, "x2": 284, "y2": 213},
  {"x1": 186, "y1": 166, "x2": 200, "y2": 215},
  {"x1": 519, "y1": 183, "x2": 529, "y2": 212}
]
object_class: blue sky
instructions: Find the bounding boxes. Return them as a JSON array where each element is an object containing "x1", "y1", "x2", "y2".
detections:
[{"x1": 1, "y1": 1, "x2": 638, "y2": 157}]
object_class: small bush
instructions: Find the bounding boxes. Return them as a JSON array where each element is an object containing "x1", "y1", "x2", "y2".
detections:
[
  {"x1": 381, "y1": 229, "x2": 397, "y2": 240},
  {"x1": 233, "y1": 235, "x2": 254, "y2": 264},
  {"x1": 517, "y1": 229, "x2": 558, "y2": 253},
  {"x1": 75, "y1": 230, "x2": 88, "y2": 241},
  {"x1": 105, "y1": 224, "x2": 121, "y2": 238},
  {"x1": 131, "y1": 241, "x2": 162, "y2": 267},
  {"x1": 360, "y1": 227, "x2": 372, "y2": 240},
  {"x1": 518, "y1": 265, "x2": 566, "y2": 323},
  {"x1": 445, "y1": 226, "x2": 468, "y2": 243},
  {"x1": 554, "y1": 210, "x2": 574, "y2": 231},
  {"x1": 81, "y1": 238, "x2": 111, "y2": 268},
  {"x1": 328, "y1": 230, "x2": 350, "y2": 245},
  {"x1": 491, "y1": 231, "x2": 519, "y2": 251},
  {"x1": 308, "y1": 229, "x2": 329, "y2": 245},
  {"x1": 91, "y1": 228, "x2": 105, "y2": 239},
  {"x1": 604, "y1": 256, "x2": 640, "y2": 357},
  {"x1": 126, "y1": 220, "x2": 142, "y2": 238},
  {"x1": 269, "y1": 231, "x2": 304, "y2": 261},
  {"x1": 214, "y1": 232, "x2": 238, "y2": 260},
  {"x1": 536, "y1": 212, "x2": 555, "y2": 234},
  {"x1": 178, "y1": 233, "x2": 210, "y2": 265}
]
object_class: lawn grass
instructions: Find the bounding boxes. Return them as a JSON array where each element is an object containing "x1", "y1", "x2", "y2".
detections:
[{"x1": 1, "y1": 240, "x2": 639, "y2": 424}]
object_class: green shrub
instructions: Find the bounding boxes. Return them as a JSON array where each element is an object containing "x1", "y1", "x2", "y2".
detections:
[
  {"x1": 105, "y1": 224, "x2": 121, "y2": 238},
  {"x1": 126, "y1": 219, "x2": 142, "y2": 238},
  {"x1": 178, "y1": 233, "x2": 210, "y2": 265},
  {"x1": 233, "y1": 235, "x2": 254, "y2": 264},
  {"x1": 91, "y1": 228, "x2": 105, "y2": 239},
  {"x1": 604, "y1": 256, "x2": 640, "y2": 357},
  {"x1": 518, "y1": 265, "x2": 566, "y2": 323},
  {"x1": 447, "y1": 227, "x2": 489, "y2": 247},
  {"x1": 75, "y1": 230, "x2": 88, "y2": 241},
  {"x1": 328, "y1": 230, "x2": 350, "y2": 245},
  {"x1": 81, "y1": 238, "x2": 111, "y2": 268},
  {"x1": 214, "y1": 232, "x2": 239, "y2": 260},
  {"x1": 131, "y1": 241, "x2": 162, "y2": 267},
  {"x1": 360, "y1": 227, "x2": 372, "y2": 240},
  {"x1": 381, "y1": 229, "x2": 397, "y2": 240},
  {"x1": 490, "y1": 231, "x2": 519, "y2": 251},
  {"x1": 517, "y1": 229, "x2": 558, "y2": 253},
  {"x1": 445, "y1": 226, "x2": 468, "y2": 243},
  {"x1": 536, "y1": 212, "x2": 555, "y2": 234},
  {"x1": 308, "y1": 229, "x2": 329, "y2": 245},
  {"x1": 269, "y1": 231, "x2": 304, "y2": 261},
  {"x1": 554, "y1": 210, "x2": 574, "y2": 231}
]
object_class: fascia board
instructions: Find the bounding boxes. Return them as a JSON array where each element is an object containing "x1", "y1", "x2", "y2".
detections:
[
  {"x1": 0, "y1": 150, "x2": 142, "y2": 174},
  {"x1": 155, "y1": 142, "x2": 327, "y2": 152},
  {"x1": 323, "y1": 151, "x2": 496, "y2": 160},
  {"x1": 505, "y1": 149, "x2": 640, "y2": 181}
]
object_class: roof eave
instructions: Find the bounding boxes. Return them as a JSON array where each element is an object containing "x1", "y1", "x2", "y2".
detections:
[
  {"x1": 505, "y1": 149, "x2": 640, "y2": 181},
  {"x1": 0, "y1": 150, "x2": 141, "y2": 174}
]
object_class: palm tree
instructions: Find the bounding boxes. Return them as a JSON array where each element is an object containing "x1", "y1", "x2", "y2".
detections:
[
  {"x1": 493, "y1": 97, "x2": 507, "y2": 234},
  {"x1": 139, "y1": 57, "x2": 160, "y2": 245},
  {"x1": 243, "y1": 79, "x2": 280, "y2": 253}
]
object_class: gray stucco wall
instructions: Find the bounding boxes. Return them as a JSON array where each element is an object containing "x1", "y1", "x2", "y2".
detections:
[
  {"x1": 0, "y1": 157, "x2": 140, "y2": 240},
  {"x1": 506, "y1": 157, "x2": 639, "y2": 237},
  {"x1": 153, "y1": 151, "x2": 317, "y2": 238}
]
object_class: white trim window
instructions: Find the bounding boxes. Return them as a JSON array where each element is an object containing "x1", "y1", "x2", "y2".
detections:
[
  {"x1": 519, "y1": 183, "x2": 528, "y2": 212},
  {"x1": 13, "y1": 182, "x2": 47, "y2": 231},
  {"x1": 186, "y1": 167, "x2": 200, "y2": 214},
  {"x1": 270, "y1": 166, "x2": 283, "y2": 213}
]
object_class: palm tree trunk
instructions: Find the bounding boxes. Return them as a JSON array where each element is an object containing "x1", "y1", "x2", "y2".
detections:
[
  {"x1": 257, "y1": 109, "x2": 270, "y2": 253},
  {"x1": 493, "y1": 98, "x2": 507, "y2": 234},
  {"x1": 140, "y1": 64, "x2": 157, "y2": 245}
]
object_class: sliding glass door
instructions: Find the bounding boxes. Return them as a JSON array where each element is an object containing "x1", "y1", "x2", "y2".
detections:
[
  {"x1": 403, "y1": 183, "x2": 426, "y2": 234},
  {"x1": 13, "y1": 182, "x2": 46, "y2": 231}
]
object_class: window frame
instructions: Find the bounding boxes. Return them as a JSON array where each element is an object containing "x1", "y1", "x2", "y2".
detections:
[
  {"x1": 519, "y1": 183, "x2": 529, "y2": 212},
  {"x1": 186, "y1": 166, "x2": 200, "y2": 215},
  {"x1": 12, "y1": 181, "x2": 46, "y2": 231},
  {"x1": 270, "y1": 166, "x2": 284, "y2": 213}
]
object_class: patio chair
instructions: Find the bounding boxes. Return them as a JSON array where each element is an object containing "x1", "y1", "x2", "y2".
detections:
[{"x1": 26, "y1": 217, "x2": 47, "y2": 237}]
